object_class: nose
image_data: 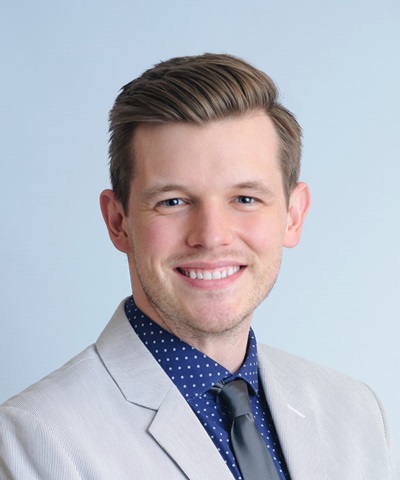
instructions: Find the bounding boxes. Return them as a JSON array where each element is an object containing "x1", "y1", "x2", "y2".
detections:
[{"x1": 186, "y1": 202, "x2": 234, "y2": 250}]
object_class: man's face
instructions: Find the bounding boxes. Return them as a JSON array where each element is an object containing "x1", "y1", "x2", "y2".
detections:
[{"x1": 105, "y1": 113, "x2": 308, "y2": 342}]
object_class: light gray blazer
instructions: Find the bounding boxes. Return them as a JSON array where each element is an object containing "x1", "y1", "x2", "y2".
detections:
[{"x1": 1, "y1": 300, "x2": 399, "y2": 479}]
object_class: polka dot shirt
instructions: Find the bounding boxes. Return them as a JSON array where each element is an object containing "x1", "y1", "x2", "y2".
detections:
[{"x1": 125, "y1": 297, "x2": 290, "y2": 480}]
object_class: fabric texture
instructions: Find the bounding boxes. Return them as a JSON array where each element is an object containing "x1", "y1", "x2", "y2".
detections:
[{"x1": 0, "y1": 298, "x2": 399, "y2": 479}]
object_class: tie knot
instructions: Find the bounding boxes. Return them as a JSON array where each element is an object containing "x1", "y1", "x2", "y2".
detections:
[{"x1": 217, "y1": 379, "x2": 252, "y2": 419}]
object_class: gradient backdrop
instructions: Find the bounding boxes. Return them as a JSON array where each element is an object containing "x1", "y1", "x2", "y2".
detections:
[{"x1": 1, "y1": 0, "x2": 399, "y2": 443}]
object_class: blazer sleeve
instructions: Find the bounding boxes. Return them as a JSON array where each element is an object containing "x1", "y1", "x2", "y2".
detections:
[
  {"x1": 366, "y1": 387, "x2": 400, "y2": 479},
  {"x1": 0, "y1": 406, "x2": 82, "y2": 480}
]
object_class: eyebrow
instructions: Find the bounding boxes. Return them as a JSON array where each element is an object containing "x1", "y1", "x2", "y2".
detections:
[{"x1": 235, "y1": 180, "x2": 275, "y2": 193}]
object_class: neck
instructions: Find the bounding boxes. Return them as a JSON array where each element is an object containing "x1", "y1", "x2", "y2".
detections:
[
  {"x1": 152, "y1": 310, "x2": 251, "y2": 372},
  {"x1": 179, "y1": 327, "x2": 250, "y2": 373}
]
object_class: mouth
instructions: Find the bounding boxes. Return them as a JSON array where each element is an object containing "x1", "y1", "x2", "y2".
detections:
[{"x1": 177, "y1": 265, "x2": 242, "y2": 281}]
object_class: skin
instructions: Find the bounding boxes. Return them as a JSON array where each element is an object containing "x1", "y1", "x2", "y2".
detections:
[{"x1": 100, "y1": 112, "x2": 310, "y2": 372}]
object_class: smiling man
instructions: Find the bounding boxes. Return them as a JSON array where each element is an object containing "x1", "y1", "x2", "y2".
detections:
[{"x1": 1, "y1": 54, "x2": 399, "y2": 479}]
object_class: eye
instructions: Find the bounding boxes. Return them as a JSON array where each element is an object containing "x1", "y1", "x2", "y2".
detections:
[
  {"x1": 236, "y1": 196, "x2": 256, "y2": 204},
  {"x1": 158, "y1": 198, "x2": 186, "y2": 207}
]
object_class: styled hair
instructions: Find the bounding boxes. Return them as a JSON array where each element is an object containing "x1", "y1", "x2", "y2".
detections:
[{"x1": 109, "y1": 53, "x2": 302, "y2": 213}]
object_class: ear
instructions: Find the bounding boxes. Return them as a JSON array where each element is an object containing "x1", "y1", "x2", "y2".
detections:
[
  {"x1": 283, "y1": 182, "x2": 311, "y2": 248},
  {"x1": 99, "y1": 189, "x2": 132, "y2": 254}
]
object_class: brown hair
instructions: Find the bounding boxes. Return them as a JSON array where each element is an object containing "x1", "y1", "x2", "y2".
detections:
[{"x1": 109, "y1": 53, "x2": 302, "y2": 213}]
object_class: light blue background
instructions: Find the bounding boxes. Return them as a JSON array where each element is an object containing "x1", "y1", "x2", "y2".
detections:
[{"x1": 1, "y1": 0, "x2": 399, "y2": 443}]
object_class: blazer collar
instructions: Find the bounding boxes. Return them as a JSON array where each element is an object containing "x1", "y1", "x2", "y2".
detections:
[{"x1": 96, "y1": 299, "x2": 171, "y2": 409}]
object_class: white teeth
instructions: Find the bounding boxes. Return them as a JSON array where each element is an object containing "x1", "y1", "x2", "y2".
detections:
[{"x1": 183, "y1": 266, "x2": 240, "y2": 280}]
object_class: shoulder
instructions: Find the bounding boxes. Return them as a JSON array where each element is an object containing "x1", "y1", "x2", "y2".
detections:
[
  {"x1": 1, "y1": 298, "x2": 132, "y2": 416},
  {"x1": 0, "y1": 345, "x2": 109, "y2": 477},
  {"x1": 257, "y1": 343, "x2": 378, "y2": 407},
  {"x1": 0, "y1": 345, "x2": 102, "y2": 414},
  {"x1": 258, "y1": 342, "x2": 357, "y2": 382}
]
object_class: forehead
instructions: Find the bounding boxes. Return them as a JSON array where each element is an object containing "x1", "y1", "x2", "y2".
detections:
[{"x1": 131, "y1": 113, "x2": 281, "y2": 187}]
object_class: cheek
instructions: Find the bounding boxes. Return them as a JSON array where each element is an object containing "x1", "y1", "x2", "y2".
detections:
[
  {"x1": 240, "y1": 214, "x2": 287, "y2": 253},
  {"x1": 133, "y1": 219, "x2": 181, "y2": 261}
]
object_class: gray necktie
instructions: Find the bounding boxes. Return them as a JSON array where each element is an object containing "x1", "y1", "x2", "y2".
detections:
[{"x1": 214, "y1": 379, "x2": 281, "y2": 480}]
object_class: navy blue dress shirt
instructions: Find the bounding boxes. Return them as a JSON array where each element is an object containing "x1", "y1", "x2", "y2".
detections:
[{"x1": 125, "y1": 296, "x2": 290, "y2": 479}]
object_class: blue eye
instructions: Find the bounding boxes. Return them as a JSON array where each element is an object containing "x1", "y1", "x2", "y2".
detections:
[
  {"x1": 160, "y1": 198, "x2": 185, "y2": 207},
  {"x1": 237, "y1": 196, "x2": 255, "y2": 204}
]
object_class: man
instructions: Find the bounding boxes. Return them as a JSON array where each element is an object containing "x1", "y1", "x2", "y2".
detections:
[{"x1": 0, "y1": 54, "x2": 398, "y2": 479}]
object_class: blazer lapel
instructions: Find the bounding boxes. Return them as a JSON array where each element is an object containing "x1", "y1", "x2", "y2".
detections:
[
  {"x1": 149, "y1": 386, "x2": 234, "y2": 480},
  {"x1": 96, "y1": 300, "x2": 233, "y2": 480},
  {"x1": 258, "y1": 347, "x2": 328, "y2": 480}
]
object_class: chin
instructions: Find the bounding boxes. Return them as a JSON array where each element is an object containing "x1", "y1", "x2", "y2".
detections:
[{"x1": 183, "y1": 308, "x2": 251, "y2": 336}]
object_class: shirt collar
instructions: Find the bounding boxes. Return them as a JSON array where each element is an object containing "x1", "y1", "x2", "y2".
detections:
[{"x1": 125, "y1": 296, "x2": 259, "y2": 400}]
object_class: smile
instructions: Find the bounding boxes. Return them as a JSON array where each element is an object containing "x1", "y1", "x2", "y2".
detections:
[{"x1": 179, "y1": 266, "x2": 241, "y2": 280}]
